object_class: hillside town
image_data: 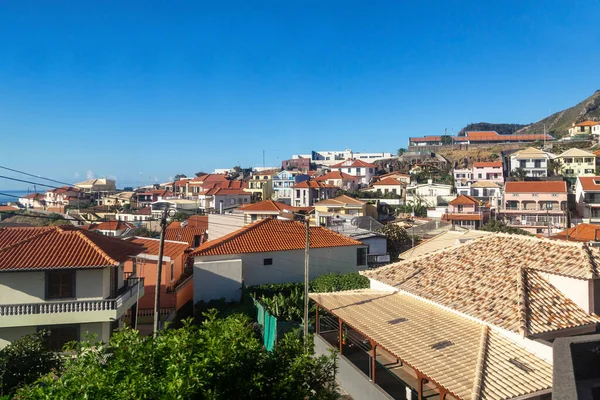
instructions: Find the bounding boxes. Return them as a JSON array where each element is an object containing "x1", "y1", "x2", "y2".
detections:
[{"x1": 3, "y1": 122, "x2": 600, "y2": 398}]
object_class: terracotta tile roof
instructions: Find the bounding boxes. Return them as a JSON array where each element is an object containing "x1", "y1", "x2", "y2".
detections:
[
  {"x1": 575, "y1": 120, "x2": 600, "y2": 127},
  {"x1": 471, "y1": 181, "x2": 501, "y2": 188},
  {"x1": 20, "y1": 193, "x2": 44, "y2": 199},
  {"x1": 291, "y1": 180, "x2": 337, "y2": 189},
  {"x1": 126, "y1": 237, "x2": 190, "y2": 259},
  {"x1": 594, "y1": 150, "x2": 600, "y2": 157},
  {"x1": 409, "y1": 136, "x2": 442, "y2": 142},
  {"x1": 465, "y1": 131, "x2": 554, "y2": 142},
  {"x1": 0, "y1": 206, "x2": 19, "y2": 212},
  {"x1": 306, "y1": 171, "x2": 320, "y2": 177},
  {"x1": 180, "y1": 215, "x2": 208, "y2": 229},
  {"x1": 133, "y1": 206, "x2": 152, "y2": 215},
  {"x1": 0, "y1": 226, "x2": 144, "y2": 271},
  {"x1": 93, "y1": 221, "x2": 135, "y2": 231},
  {"x1": 238, "y1": 200, "x2": 301, "y2": 213},
  {"x1": 442, "y1": 213, "x2": 483, "y2": 221},
  {"x1": 363, "y1": 234, "x2": 600, "y2": 335},
  {"x1": 314, "y1": 171, "x2": 358, "y2": 181},
  {"x1": 578, "y1": 176, "x2": 600, "y2": 191},
  {"x1": 473, "y1": 161, "x2": 502, "y2": 168},
  {"x1": 192, "y1": 174, "x2": 229, "y2": 183},
  {"x1": 372, "y1": 177, "x2": 405, "y2": 186},
  {"x1": 314, "y1": 195, "x2": 366, "y2": 207},
  {"x1": 449, "y1": 194, "x2": 479, "y2": 205},
  {"x1": 310, "y1": 290, "x2": 553, "y2": 400},
  {"x1": 549, "y1": 223, "x2": 600, "y2": 242},
  {"x1": 192, "y1": 218, "x2": 363, "y2": 256},
  {"x1": 505, "y1": 181, "x2": 566, "y2": 193},
  {"x1": 202, "y1": 187, "x2": 249, "y2": 196},
  {"x1": 330, "y1": 158, "x2": 377, "y2": 168},
  {"x1": 46, "y1": 186, "x2": 82, "y2": 194},
  {"x1": 165, "y1": 227, "x2": 207, "y2": 247}
]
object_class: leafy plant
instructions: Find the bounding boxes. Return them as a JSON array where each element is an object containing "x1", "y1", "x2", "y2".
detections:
[
  {"x1": 378, "y1": 223, "x2": 420, "y2": 258},
  {"x1": 479, "y1": 219, "x2": 532, "y2": 236},
  {"x1": 310, "y1": 273, "x2": 369, "y2": 293}
]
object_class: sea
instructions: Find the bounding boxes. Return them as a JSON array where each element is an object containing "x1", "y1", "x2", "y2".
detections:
[{"x1": 0, "y1": 190, "x2": 28, "y2": 205}]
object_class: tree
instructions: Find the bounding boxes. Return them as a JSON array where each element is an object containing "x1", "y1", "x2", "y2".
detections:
[
  {"x1": 174, "y1": 174, "x2": 187, "y2": 180},
  {"x1": 509, "y1": 167, "x2": 527, "y2": 181},
  {"x1": 0, "y1": 331, "x2": 59, "y2": 396},
  {"x1": 16, "y1": 314, "x2": 339, "y2": 400},
  {"x1": 378, "y1": 224, "x2": 419, "y2": 259},
  {"x1": 195, "y1": 171, "x2": 209, "y2": 177},
  {"x1": 397, "y1": 148, "x2": 407, "y2": 157},
  {"x1": 440, "y1": 135, "x2": 453, "y2": 145},
  {"x1": 479, "y1": 219, "x2": 532, "y2": 236}
]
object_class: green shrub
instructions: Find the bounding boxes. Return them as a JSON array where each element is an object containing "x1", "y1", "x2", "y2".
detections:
[{"x1": 310, "y1": 272, "x2": 369, "y2": 293}]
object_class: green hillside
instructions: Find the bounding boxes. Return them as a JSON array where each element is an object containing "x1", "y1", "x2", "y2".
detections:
[
  {"x1": 516, "y1": 90, "x2": 600, "y2": 138},
  {"x1": 458, "y1": 122, "x2": 527, "y2": 136}
]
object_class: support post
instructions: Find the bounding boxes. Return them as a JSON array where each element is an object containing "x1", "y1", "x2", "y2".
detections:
[
  {"x1": 315, "y1": 304, "x2": 320, "y2": 334},
  {"x1": 417, "y1": 371, "x2": 423, "y2": 400},
  {"x1": 338, "y1": 317, "x2": 343, "y2": 355},
  {"x1": 303, "y1": 217, "x2": 310, "y2": 344},
  {"x1": 370, "y1": 340, "x2": 377, "y2": 383},
  {"x1": 153, "y1": 206, "x2": 170, "y2": 337}
]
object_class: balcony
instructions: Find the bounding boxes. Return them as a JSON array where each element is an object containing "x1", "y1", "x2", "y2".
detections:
[
  {"x1": 0, "y1": 277, "x2": 144, "y2": 328},
  {"x1": 584, "y1": 195, "x2": 600, "y2": 205}
]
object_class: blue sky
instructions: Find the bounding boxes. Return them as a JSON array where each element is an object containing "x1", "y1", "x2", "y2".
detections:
[{"x1": 1, "y1": 0, "x2": 599, "y2": 189}]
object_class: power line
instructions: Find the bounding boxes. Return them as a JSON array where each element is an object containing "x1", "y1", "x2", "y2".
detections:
[
  {"x1": 0, "y1": 175, "x2": 69, "y2": 190},
  {"x1": 0, "y1": 165, "x2": 76, "y2": 188}
]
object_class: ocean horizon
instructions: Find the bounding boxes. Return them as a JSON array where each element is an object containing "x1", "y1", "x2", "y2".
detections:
[{"x1": 0, "y1": 190, "x2": 29, "y2": 205}]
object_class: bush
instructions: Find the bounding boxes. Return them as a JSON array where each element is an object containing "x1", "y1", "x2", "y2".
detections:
[
  {"x1": 310, "y1": 272, "x2": 369, "y2": 293},
  {"x1": 0, "y1": 331, "x2": 59, "y2": 396}
]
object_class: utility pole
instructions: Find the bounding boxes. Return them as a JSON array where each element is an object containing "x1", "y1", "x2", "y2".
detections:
[
  {"x1": 303, "y1": 216, "x2": 310, "y2": 344},
  {"x1": 153, "y1": 205, "x2": 171, "y2": 337}
]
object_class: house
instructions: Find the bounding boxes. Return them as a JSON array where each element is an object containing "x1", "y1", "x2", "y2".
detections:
[
  {"x1": 472, "y1": 161, "x2": 504, "y2": 183},
  {"x1": 136, "y1": 189, "x2": 173, "y2": 207},
  {"x1": 554, "y1": 148, "x2": 596, "y2": 178},
  {"x1": 44, "y1": 186, "x2": 89, "y2": 211},
  {"x1": 90, "y1": 221, "x2": 136, "y2": 237},
  {"x1": 196, "y1": 188, "x2": 251, "y2": 213},
  {"x1": 315, "y1": 171, "x2": 358, "y2": 191},
  {"x1": 18, "y1": 193, "x2": 45, "y2": 209},
  {"x1": 243, "y1": 169, "x2": 279, "y2": 202},
  {"x1": 441, "y1": 195, "x2": 490, "y2": 229},
  {"x1": 314, "y1": 195, "x2": 378, "y2": 227},
  {"x1": 568, "y1": 120, "x2": 600, "y2": 136},
  {"x1": 115, "y1": 206, "x2": 153, "y2": 223},
  {"x1": 547, "y1": 223, "x2": 600, "y2": 243},
  {"x1": 291, "y1": 150, "x2": 393, "y2": 167},
  {"x1": 192, "y1": 218, "x2": 367, "y2": 302},
  {"x1": 365, "y1": 177, "x2": 406, "y2": 198},
  {"x1": 509, "y1": 147, "x2": 555, "y2": 178},
  {"x1": 575, "y1": 176, "x2": 600, "y2": 223},
  {"x1": 165, "y1": 226, "x2": 207, "y2": 248},
  {"x1": 470, "y1": 181, "x2": 503, "y2": 209},
  {"x1": 281, "y1": 157, "x2": 311, "y2": 171},
  {"x1": 312, "y1": 234, "x2": 600, "y2": 400},
  {"x1": 0, "y1": 226, "x2": 145, "y2": 349},
  {"x1": 500, "y1": 181, "x2": 568, "y2": 234},
  {"x1": 123, "y1": 237, "x2": 191, "y2": 326},
  {"x1": 326, "y1": 223, "x2": 388, "y2": 267},
  {"x1": 373, "y1": 172, "x2": 411, "y2": 185},
  {"x1": 272, "y1": 170, "x2": 310, "y2": 205},
  {"x1": 75, "y1": 178, "x2": 116, "y2": 194},
  {"x1": 291, "y1": 180, "x2": 337, "y2": 207},
  {"x1": 237, "y1": 200, "x2": 307, "y2": 224},
  {"x1": 408, "y1": 131, "x2": 554, "y2": 147},
  {"x1": 97, "y1": 191, "x2": 135, "y2": 209},
  {"x1": 405, "y1": 179, "x2": 454, "y2": 207},
  {"x1": 329, "y1": 159, "x2": 377, "y2": 186},
  {"x1": 398, "y1": 229, "x2": 491, "y2": 260},
  {"x1": 453, "y1": 168, "x2": 473, "y2": 195}
]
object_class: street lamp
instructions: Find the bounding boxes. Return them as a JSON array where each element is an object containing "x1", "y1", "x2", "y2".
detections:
[{"x1": 153, "y1": 205, "x2": 177, "y2": 337}]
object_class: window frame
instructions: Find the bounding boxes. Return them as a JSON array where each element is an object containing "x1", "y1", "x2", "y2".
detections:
[
  {"x1": 356, "y1": 248, "x2": 367, "y2": 266},
  {"x1": 45, "y1": 270, "x2": 76, "y2": 300},
  {"x1": 263, "y1": 258, "x2": 273, "y2": 266}
]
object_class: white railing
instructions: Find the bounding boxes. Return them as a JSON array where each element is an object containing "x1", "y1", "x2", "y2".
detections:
[{"x1": 0, "y1": 278, "x2": 143, "y2": 317}]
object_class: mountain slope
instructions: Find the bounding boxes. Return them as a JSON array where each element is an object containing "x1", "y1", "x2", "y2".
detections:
[
  {"x1": 457, "y1": 123, "x2": 527, "y2": 136},
  {"x1": 515, "y1": 90, "x2": 600, "y2": 138}
]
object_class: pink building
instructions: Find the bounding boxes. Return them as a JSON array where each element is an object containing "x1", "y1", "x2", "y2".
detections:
[
  {"x1": 472, "y1": 162, "x2": 504, "y2": 184},
  {"x1": 442, "y1": 195, "x2": 490, "y2": 229},
  {"x1": 500, "y1": 181, "x2": 568, "y2": 234}
]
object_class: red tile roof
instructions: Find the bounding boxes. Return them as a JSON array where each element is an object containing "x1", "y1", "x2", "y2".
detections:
[
  {"x1": 126, "y1": 237, "x2": 190, "y2": 259},
  {"x1": 93, "y1": 221, "x2": 135, "y2": 231},
  {"x1": 179, "y1": 215, "x2": 209, "y2": 229},
  {"x1": 192, "y1": 174, "x2": 229, "y2": 183},
  {"x1": 330, "y1": 159, "x2": 377, "y2": 168},
  {"x1": 192, "y1": 218, "x2": 363, "y2": 256},
  {"x1": 0, "y1": 226, "x2": 145, "y2": 271},
  {"x1": 133, "y1": 206, "x2": 152, "y2": 215},
  {"x1": 464, "y1": 131, "x2": 553, "y2": 142},
  {"x1": 201, "y1": 187, "x2": 249, "y2": 196},
  {"x1": 575, "y1": 121, "x2": 600, "y2": 127},
  {"x1": 449, "y1": 195, "x2": 479, "y2": 206},
  {"x1": 409, "y1": 136, "x2": 442, "y2": 142},
  {"x1": 0, "y1": 206, "x2": 19, "y2": 212},
  {"x1": 306, "y1": 171, "x2": 320, "y2": 177},
  {"x1": 473, "y1": 161, "x2": 502, "y2": 168},
  {"x1": 442, "y1": 214, "x2": 484, "y2": 221},
  {"x1": 578, "y1": 176, "x2": 600, "y2": 191},
  {"x1": 550, "y1": 224, "x2": 600, "y2": 242},
  {"x1": 165, "y1": 227, "x2": 207, "y2": 247},
  {"x1": 315, "y1": 171, "x2": 358, "y2": 181},
  {"x1": 239, "y1": 200, "x2": 302, "y2": 213},
  {"x1": 372, "y1": 177, "x2": 405, "y2": 186},
  {"x1": 291, "y1": 180, "x2": 337, "y2": 189},
  {"x1": 21, "y1": 193, "x2": 44, "y2": 199},
  {"x1": 505, "y1": 181, "x2": 567, "y2": 193}
]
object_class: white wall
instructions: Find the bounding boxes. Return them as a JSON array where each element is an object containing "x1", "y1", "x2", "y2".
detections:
[
  {"x1": 537, "y1": 272, "x2": 591, "y2": 312},
  {"x1": 76, "y1": 269, "x2": 106, "y2": 300},
  {"x1": 194, "y1": 259, "x2": 243, "y2": 303},
  {"x1": 208, "y1": 214, "x2": 244, "y2": 240},
  {"x1": 0, "y1": 271, "x2": 45, "y2": 304},
  {"x1": 361, "y1": 237, "x2": 387, "y2": 256}
]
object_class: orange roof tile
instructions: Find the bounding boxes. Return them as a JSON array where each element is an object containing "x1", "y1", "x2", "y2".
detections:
[
  {"x1": 575, "y1": 120, "x2": 600, "y2": 127},
  {"x1": 409, "y1": 136, "x2": 442, "y2": 142},
  {"x1": 442, "y1": 214, "x2": 483, "y2": 221},
  {"x1": 505, "y1": 181, "x2": 567, "y2": 193},
  {"x1": 306, "y1": 171, "x2": 320, "y2": 177},
  {"x1": 330, "y1": 158, "x2": 377, "y2": 168},
  {"x1": 126, "y1": 237, "x2": 190, "y2": 259},
  {"x1": 165, "y1": 227, "x2": 207, "y2": 247},
  {"x1": 550, "y1": 223, "x2": 600, "y2": 242},
  {"x1": 315, "y1": 171, "x2": 358, "y2": 181},
  {"x1": 578, "y1": 176, "x2": 600, "y2": 191},
  {"x1": 291, "y1": 180, "x2": 337, "y2": 189},
  {"x1": 473, "y1": 161, "x2": 502, "y2": 168},
  {"x1": 192, "y1": 218, "x2": 363, "y2": 256},
  {"x1": 0, "y1": 206, "x2": 19, "y2": 212},
  {"x1": 93, "y1": 221, "x2": 135, "y2": 231},
  {"x1": 315, "y1": 194, "x2": 367, "y2": 207},
  {"x1": 0, "y1": 226, "x2": 144, "y2": 271},
  {"x1": 372, "y1": 177, "x2": 405, "y2": 186},
  {"x1": 239, "y1": 200, "x2": 301, "y2": 213},
  {"x1": 449, "y1": 195, "x2": 479, "y2": 206}
]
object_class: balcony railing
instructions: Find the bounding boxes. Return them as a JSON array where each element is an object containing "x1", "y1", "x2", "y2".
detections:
[
  {"x1": 0, "y1": 277, "x2": 143, "y2": 317},
  {"x1": 501, "y1": 205, "x2": 563, "y2": 212}
]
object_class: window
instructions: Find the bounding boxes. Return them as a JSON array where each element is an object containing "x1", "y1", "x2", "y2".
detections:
[
  {"x1": 519, "y1": 160, "x2": 526, "y2": 168},
  {"x1": 193, "y1": 235, "x2": 202, "y2": 248},
  {"x1": 41, "y1": 325, "x2": 78, "y2": 351},
  {"x1": 478, "y1": 173, "x2": 482, "y2": 179},
  {"x1": 46, "y1": 270, "x2": 76, "y2": 299},
  {"x1": 534, "y1": 160, "x2": 542, "y2": 168},
  {"x1": 347, "y1": 168, "x2": 351, "y2": 173},
  {"x1": 357, "y1": 248, "x2": 367, "y2": 266},
  {"x1": 369, "y1": 168, "x2": 373, "y2": 173},
  {"x1": 296, "y1": 190, "x2": 300, "y2": 197},
  {"x1": 170, "y1": 262, "x2": 174, "y2": 281},
  {"x1": 263, "y1": 258, "x2": 273, "y2": 265},
  {"x1": 457, "y1": 205, "x2": 463, "y2": 212},
  {"x1": 251, "y1": 214, "x2": 258, "y2": 222}
]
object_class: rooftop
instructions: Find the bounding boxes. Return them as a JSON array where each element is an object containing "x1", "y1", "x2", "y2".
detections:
[
  {"x1": 315, "y1": 171, "x2": 358, "y2": 181},
  {"x1": 449, "y1": 194, "x2": 479, "y2": 206},
  {"x1": 126, "y1": 236, "x2": 190, "y2": 259},
  {"x1": 504, "y1": 181, "x2": 567, "y2": 194},
  {"x1": 192, "y1": 218, "x2": 363, "y2": 256},
  {"x1": 291, "y1": 180, "x2": 337, "y2": 189},
  {"x1": 165, "y1": 227, "x2": 207, "y2": 247},
  {"x1": 238, "y1": 200, "x2": 302, "y2": 213},
  {"x1": 557, "y1": 148, "x2": 596, "y2": 158},
  {"x1": 314, "y1": 194, "x2": 367, "y2": 207},
  {"x1": 372, "y1": 177, "x2": 405, "y2": 186},
  {"x1": 398, "y1": 230, "x2": 491, "y2": 260},
  {"x1": 363, "y1": 234, "x2": 600, "y2": 336},
  {"x1": 473, "y1": 161, "x2": 502, "y2": 168},
  {"x1": 93, "y1": 221, "x2": 135, "y2": 232},
  {"x1": 0, "y1": 226, "x2": 144, "y2": 271},
  {"x1": 549, "y1": 223, "x2": 600, "y2": 243},
  {"x1": 577, "y1": 176, "x2": 600, "y2": 192},
  {"x1": 330, "y1": 158, "x2": 377, "y2": 168}
]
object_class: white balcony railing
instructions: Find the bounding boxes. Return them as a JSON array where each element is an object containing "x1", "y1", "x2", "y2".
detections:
[{"x1": 0, "y1": 277, "x2": 143, "y2": 317}]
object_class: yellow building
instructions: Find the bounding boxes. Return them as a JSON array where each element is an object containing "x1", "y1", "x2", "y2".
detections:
[
  {"x1": 555, "y1": 148, "x2": 596, "y2": 177},
  {"x1": 244, "y1": 169, "x2": 278, "y2": 202},
  {"x1": 314, "y1": 195, "x2": 378, "y2": 226}
]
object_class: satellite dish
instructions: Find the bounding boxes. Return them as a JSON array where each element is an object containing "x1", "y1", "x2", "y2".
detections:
[{"x1": 181, "y1": 220, "x2": 188, "y2": 228}]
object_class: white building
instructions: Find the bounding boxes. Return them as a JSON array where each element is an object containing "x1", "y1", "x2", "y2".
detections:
[
  {"x1": 509, "y1": 147, "x2": 555, "y2": 178},
  {"x1": 330, "y1": 159, "x2": 377, "y2": 186},
  {"x1": 0, "y1": 226, "x2": 144, "y2": 349},
  {"x1": 192, "y1": 218, "x2": 367, "y2": 302},
  {"x1": 196, "y1": 188, "x2": 251, "y2": 213},
  {"x1": 575, "y1": 176, "x2": 600, "y2": 223},
  {"x1": 405, "y1": 179, "x2": 454, "y2": 207},
  {"x1": 291, "y1": 180, "x2": 337, "y2": 207},
  {"x1": 292, "y1": 149, "x2": 393, "y2": 167}
]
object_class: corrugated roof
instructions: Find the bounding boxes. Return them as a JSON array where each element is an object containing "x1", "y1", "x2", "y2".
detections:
[
  {"x1": 504, "y1": 181, "x2": 566, "y2": 193},
  {"x1": 363, "y1": 234, "x2": 600, "y2": 335},
  {"x1": 0, "y1": 226, "x2": 144, "y2": 271},
  {"x1": 310, "y1": 290, "x2": 553, "y2": 400},
  {"x1": 192, "y1": 218, "x2": 363, "y2": 256}
]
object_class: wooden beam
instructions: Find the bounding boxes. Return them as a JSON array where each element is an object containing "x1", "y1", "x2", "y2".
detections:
[
  {"x1": 417, "y1": 371, "x2": 423, "y2": 400},
  {"x1": 438, "y1": 386, "x2": 448, "y2": 400},
  {"x1": 338, "y1": 317, "x2": 343, "y2": 355},
  {"x1": 315, "y1": 304, "x2": 320, "y2": 334},
  {"x1": 370, "y1": 340, "x2": 377, "y2": 383}
]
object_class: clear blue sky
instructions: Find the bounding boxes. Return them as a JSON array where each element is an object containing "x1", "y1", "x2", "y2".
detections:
[{"x1": 1, "y1": 0, "x2": 598, "y2": 189}]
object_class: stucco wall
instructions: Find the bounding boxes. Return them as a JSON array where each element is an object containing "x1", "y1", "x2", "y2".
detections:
[
  {"x1": 0, "y1": 271, "x2": 45, "y2": 304},
  {"x1": 0, "y1": 326, "x2": 37, "y2": 349},
  {"x1": 194, "y1": 258, "x2": 243, "y2": 303},
  {"x1": 76, "y1": 269, "x2": 106, "y2": 299},
  {"x1": 538, "y1": 272, "x2": 590, "y2": 312}
]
